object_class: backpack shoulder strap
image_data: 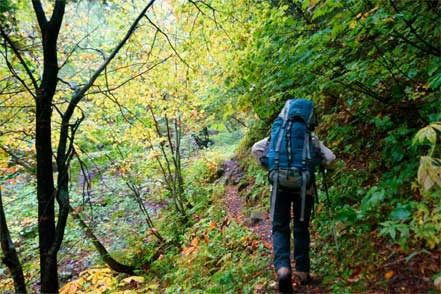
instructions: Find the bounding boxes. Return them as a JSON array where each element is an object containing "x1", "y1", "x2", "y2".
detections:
[
  {"x1": 301, "y1": 130, "x2": 312, "y2": 167},
  {"x1": 274, "y1": 103, "x2": 291, "y2": 168},
  {"x1": 300, "y1": 130, "x2": 312, "y2": 222}
]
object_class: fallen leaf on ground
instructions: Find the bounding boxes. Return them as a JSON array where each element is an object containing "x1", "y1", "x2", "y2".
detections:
[
  {"x1": 384, "y1": 271, "x2": 394, "y2": 280},
  {"x1": 434, "y1": 276, "x2": 441, "y2": 290},
  {"x1": 263, "y1": 241, "x2": 272, "y2": 249}
]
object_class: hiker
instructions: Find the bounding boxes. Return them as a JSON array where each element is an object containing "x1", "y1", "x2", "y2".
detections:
[{"x1": 251, "y1": 99, "x2": 335, "y2": 293}]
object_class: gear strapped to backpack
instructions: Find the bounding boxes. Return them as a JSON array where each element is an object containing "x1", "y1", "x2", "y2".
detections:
[{"x1": 261, "y1": 99, "x2": 319, "y2": 222}]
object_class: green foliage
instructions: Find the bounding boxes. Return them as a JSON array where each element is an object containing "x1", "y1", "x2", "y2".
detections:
[
  {"x1": 148, "y1": 145, "x2": 272, "y2": 293},
  {"x1": 413, "y1": 121, "x2": 441, "y2": 192},
  {"x1": 162, "y1": 219, "x2": 270, "y2": 293},
  {"x1": 1, "y1": 0, "x2": 440, "y2": 292},
  {"x1": 380, "y1": 200, "x2": 441, "y2": 250},
  {"x1": 360, "y1": 186, "x2": 385, "y2": 215},
  {"x1": 207, "y1": 1, "x2": 441, "y2": 282},
  {"x1": 0, "y1": 0, "x2": 14, "y2": 14},
  {"x1": 221, "y1": 1, "x2": 440, "y2": 291}
]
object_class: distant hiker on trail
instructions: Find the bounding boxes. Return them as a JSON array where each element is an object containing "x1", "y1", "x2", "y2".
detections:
[{"x1": 251, "y1": 99, "x2": 336, "y2": 293}]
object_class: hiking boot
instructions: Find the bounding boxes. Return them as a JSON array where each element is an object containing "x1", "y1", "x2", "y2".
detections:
[
  {"x1": 277, "y1": 267, "x2": 293, "y2": 293},
  {"x1": 295, "y1": 271, "x2": 312, "y2": 285}
]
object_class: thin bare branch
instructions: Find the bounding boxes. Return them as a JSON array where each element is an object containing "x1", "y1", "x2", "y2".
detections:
[
  {"x1": 77, "y1": 45, "x2": 106, "y2": 60},
  {"x1": 188, "y1": 0, "x2": 207, "y2": 16},
  {"x1": 390, "y1": 0, "x2": 440, "y2": 56},
  {"x1": 0, "y1": 28, "x2": 39, "y2": 91},
  {"x1": 0, "y1": 145, "x2": 33, "y2": 172},
  {"x1": 69, "y1": 204, "x2": 135, "y2": 274},
  {"x1": 0, "y1": 45, "x2": 37, "y2": 99},
  {"x1": 65, "y1": 0, "x2": 157, "y2": 121},
  {"x1": 189, "y1": 0, "x2": 219, "y2": 14},
  {"x1": 88, "y1": 56, "x2": 171, "y2": 95},
  {"x1": 59, "y1": 27, "x2": 100, "y2": 69},
  {"x1": 57, "y1": 77, "x2": 79, "y2": 91},
  {"x1": 144, "y1": 16, "x2": 190, "y2": 68}
]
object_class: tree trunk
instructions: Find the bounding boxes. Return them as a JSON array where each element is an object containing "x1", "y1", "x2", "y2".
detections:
[
  {"x1": 30, "y1": 0, "x2": 156, "y2": 291},
  {"x1": 36, "y1": 92, "x2": 58, "y2": 292},
  {"x1": 33, "y1": 1, "x2": 66, "y2": 292},
  {"x1": 0, "y1": 189, "x2": 27, "y2": 293},
  {"x1": 69, "y1": 206, "x2": 135, "y2": 274}
]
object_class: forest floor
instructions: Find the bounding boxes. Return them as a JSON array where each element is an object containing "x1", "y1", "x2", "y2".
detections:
[
  {"x1": 222, "y1": 159, "x2": 329, "y2": 294},
  {"x1": 3, "y1": 155, "x2": 437, "y2": 293}
]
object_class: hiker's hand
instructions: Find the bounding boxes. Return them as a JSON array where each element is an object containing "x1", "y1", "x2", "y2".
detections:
[{"x1": 320, "y1": 160, "x2": 337, "y2": 171}]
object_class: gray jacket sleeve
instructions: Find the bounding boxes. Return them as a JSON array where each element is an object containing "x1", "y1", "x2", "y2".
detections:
[
  {"x1": 312, "y1": 135, "x2": 336, "y2": 168},
  {"x1": 251, "y1": 137, "x2": 269, "y2": 168}
]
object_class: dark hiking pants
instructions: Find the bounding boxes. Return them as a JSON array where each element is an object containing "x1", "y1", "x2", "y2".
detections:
[{"x1": 271, "y1": 188, "x2": 313, "y2": 273}]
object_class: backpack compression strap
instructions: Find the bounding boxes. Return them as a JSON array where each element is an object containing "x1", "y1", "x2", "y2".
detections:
[
  {"x1": 270, "y1": 103, "x2": 291, "y2": 222},
  {"x1": 270, "y1": 179, "x2": 278, "y2": 222},
  {"x1": 270, "y1": 122, "x2": 286, "y2": 222},
  {"x1": 274, "y1": 119, "x2": 288, "y2": 168},
  {"x1": 286, "y1": 120, "x2": 293, "y2": 164},
  {"x1": 300, "y1": 131, "x2": 312, "y2": 222}
]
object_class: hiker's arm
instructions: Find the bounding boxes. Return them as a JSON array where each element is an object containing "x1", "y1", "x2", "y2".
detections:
[
  {"x1": 312, "y1": 135, "x2": 336, "y2": 169},
  {"x1": 318, "y1": 141, "x2": 336, "y2": 169},
  {"x1": 251, "y1": 137, "x2": 269, "y2": 168}
]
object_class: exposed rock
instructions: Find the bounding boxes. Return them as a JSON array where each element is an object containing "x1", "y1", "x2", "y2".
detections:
[
  {"x1": 223, "y1": 159, "x2": 244, "y2": 184},
  {"x1": 59, "y1": 271, "x2": 73, "y2": 281},
  {"x1": 250, "y1": 211, "x2": 265, "y2": 226}
]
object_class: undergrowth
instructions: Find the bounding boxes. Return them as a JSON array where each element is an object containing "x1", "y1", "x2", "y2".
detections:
[
  {"x1": 149, "y1": 130, "x2": 273, "y2": 293},
  {"x1": 53, "y1": 129, "x2": 274, "y2": 293},
  {"x1": 236, "y1": 118, "x2": 441, "y2": 293}
]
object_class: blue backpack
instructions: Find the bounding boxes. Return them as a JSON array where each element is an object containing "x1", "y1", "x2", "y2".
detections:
[{"x1": 262, "y1": 99, "x2": 319, "y2": 222}]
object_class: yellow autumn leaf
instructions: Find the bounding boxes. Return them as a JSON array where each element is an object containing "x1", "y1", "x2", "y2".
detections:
[
  {"x1": 79, "y1": 268, "x2": 92, "y2": 277},
  {"x1": 147, "y1": 283, "x2": 159, "y2": 290},
  {"x1": 414, "y1": 123, "x2": 439, "y2": 146},
  {"x1": 209, "y1": 221, "x2": 217, "y2": 230},
  {"x1": 434, "y1": 276, "x2": 441, "y2": 290},
  {"x1": 60, "y1": 279, "x2": 82, "y2": 294},
  {"x1": 418, "y1": 156, "x2": 441, "y2": 191},
  {"x1": 349, "y1": 19, "x2": 358, "y2": 29},
  {"x1": 354, "y1": 12, "x2": 363, "y2": 19},
  {"x1": 191, "y1": 236, "x2": 200, "y2": 247},
  {"x1": 91, "y1": 273, "x2": 99, "y2": 284},
  {"x1": 21, "y1": 217, "x2": 34, "y2": 226},
  {"x1": 0, "y1": 278, "x2": 14, "y2": 292},
  {"x1": 119, "y1": 276, "x2": 145, "y2": 286},
  {"x1": 97, "y1": 277, "x2": 113, "y2": 291}
]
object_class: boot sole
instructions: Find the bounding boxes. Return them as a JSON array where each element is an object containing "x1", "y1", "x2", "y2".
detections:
[{"x1": 278, "y1": 274, "x2": 293, "y2": 293}]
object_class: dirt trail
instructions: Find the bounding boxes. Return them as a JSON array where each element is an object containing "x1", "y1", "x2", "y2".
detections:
[
  {"x1": 222, "y1": 159, "x2": 328, "y2": 293},
  {"x1": 223, "y1": 160, "x2": 271, "y2": 242}
]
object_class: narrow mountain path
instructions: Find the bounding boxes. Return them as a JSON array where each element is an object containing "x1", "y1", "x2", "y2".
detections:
[{"x1": 222, "y1": 159, "x2": 328, "y2": 293}]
